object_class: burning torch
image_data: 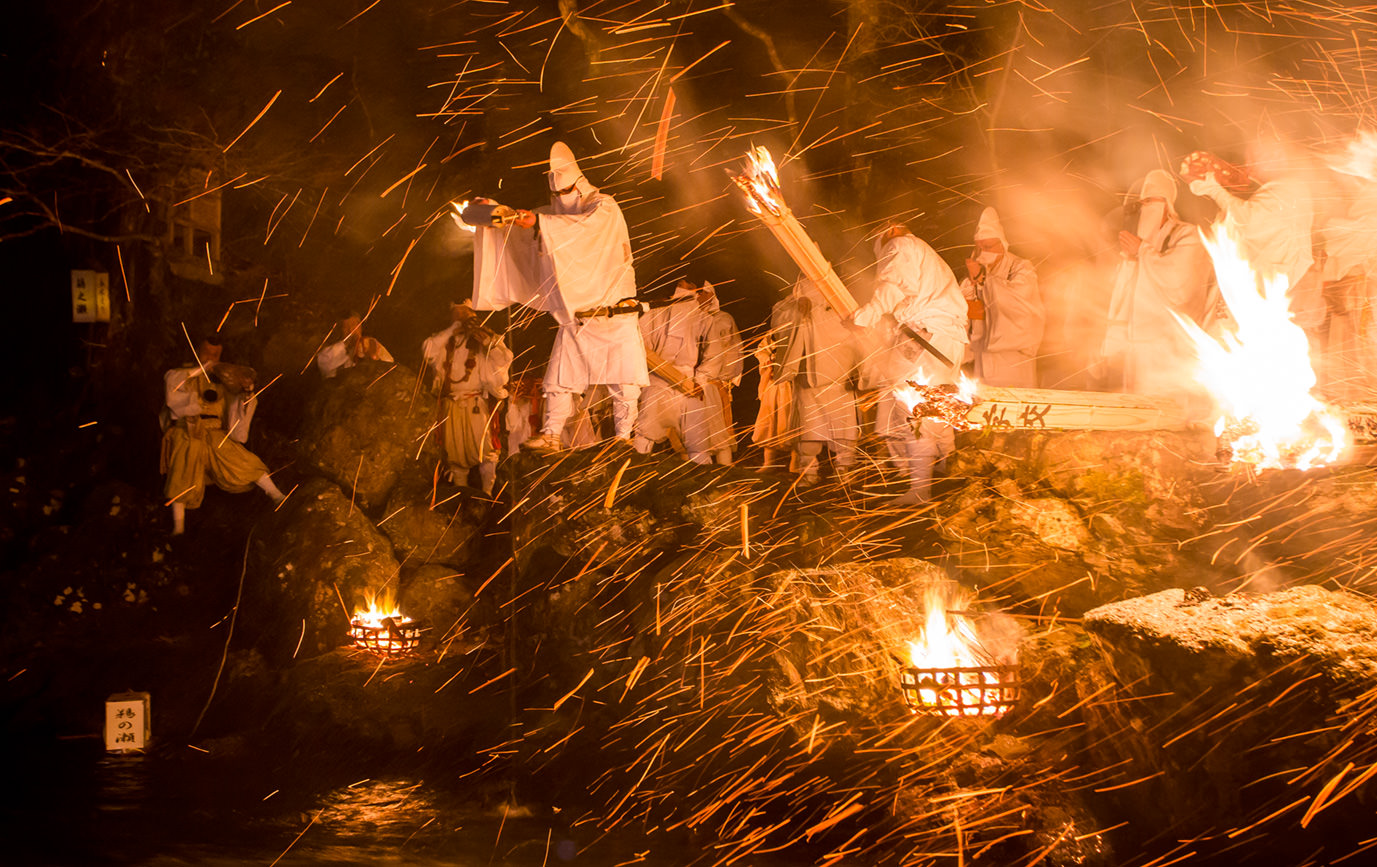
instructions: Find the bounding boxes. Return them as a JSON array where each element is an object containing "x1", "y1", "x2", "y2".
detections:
[
  {"x1": 732, "y1": 147, "x2": 956, "y2": 367},
  {"x1": 452, "y1": 198, "x2": 523, "y2": 230}
]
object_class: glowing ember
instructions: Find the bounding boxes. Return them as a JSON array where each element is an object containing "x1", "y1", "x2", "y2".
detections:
[
  {"x1": 902, "y1": 583, "x2": 1017, "y2": 718},
  {"x1": 350, "y1": 592, "x2": 421, "y2": 656},
  {"x1": 1175, "y1": 226, "x2": 1347, "y2": 470},
  {"x1": 731, "y1": 146, "x2": 785, "y2": 218},
  {"x1": 893, "y1": 373, "x2": 979, "y2": 432}
]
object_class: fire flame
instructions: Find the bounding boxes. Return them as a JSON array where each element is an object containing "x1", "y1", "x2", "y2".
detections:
[
  {"x1": 906, "y1": 583, "x2": 1008, "y2": 717},
  {"x1": 450, "y1": 200, "x2": 476, "y2": 233},
  {"x1": 732, "y1": 146, "x2": 786, "y2": 218},
  {"x1": 353, "y1": 590, "x2": 411, "y2": 629},
  {"x1": 1175, "y1": 225, "x2": 1346, "y2": 470},
  {"x1": 893, "y1": 372, "x2": 979, "y2": 431}
]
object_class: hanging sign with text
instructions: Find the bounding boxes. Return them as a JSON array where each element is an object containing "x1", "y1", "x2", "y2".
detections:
[{"x1": 71, "y1": 270, "x2": 111, "y2": 323}]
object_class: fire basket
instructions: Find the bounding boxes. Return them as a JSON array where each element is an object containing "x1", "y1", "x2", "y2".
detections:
[
  {"x1": 900, "y1": 664, "x2": 1020, "y2": 718},
  {"x1": 349, "y1": 613, "x2": 422, "y2": 657}
]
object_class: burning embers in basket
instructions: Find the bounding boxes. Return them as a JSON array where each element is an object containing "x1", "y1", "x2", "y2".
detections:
[
  {"x1": 901, "y1": 582, "x2": 1019, "y2": 718},
  {"x1": 350, "y1": 593, "x2": 421, "y2": 657}
]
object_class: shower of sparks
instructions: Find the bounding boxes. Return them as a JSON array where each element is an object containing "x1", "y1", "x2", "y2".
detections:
[{"x1": 14, "y1": 1, "x2": 1377, "y2": 864}]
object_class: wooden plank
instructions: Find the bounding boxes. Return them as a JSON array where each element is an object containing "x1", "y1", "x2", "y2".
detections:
[
  {"x1": 1340, "y1": 403, "x2": 1377, "y2": 444},
  {"x1": 644, "y1": 345, "x2": 698, "y2": 397},
  {"x1": 968, "y1": 387, "x2": 1190, "y2": 432}
]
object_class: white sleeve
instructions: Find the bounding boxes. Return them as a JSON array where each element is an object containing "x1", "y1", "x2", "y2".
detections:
[
  {"x1": 316, "y1": 341, "x2": 350, "y2": 378},
  {"x1": 164, "y1": 368, "x2": 200, "y2": 419}
]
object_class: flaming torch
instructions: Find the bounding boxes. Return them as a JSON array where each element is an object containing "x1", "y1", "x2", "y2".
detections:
[
  {"x1": 893, "y1": 372, "x2": 981, "y2": 433},
  {"x1": 900, "y1": 582, "x2": 1018, "y2": 718},
  {"x1": 350, "y1": 592, "x2": 422, "y2": 657},
  {"x1": 732, "y1": 146, "x2": 857, "y2": 316},
  {"x1": 1176, "y1": 226, "x2": 1347, "y2": 470}
]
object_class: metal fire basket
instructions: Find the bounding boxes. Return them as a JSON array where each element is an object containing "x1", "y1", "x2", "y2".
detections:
[
  {"x1": 349, "y1": 616, "x2": 422, "y2": 656},
  {"x1": 901, "y1": 664, "x2": 1020, "y2": 718}
]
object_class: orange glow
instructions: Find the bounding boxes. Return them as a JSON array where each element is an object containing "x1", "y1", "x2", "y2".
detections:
[
  {"x1": 353, "y1": 590, "x2": 407, "y2": 628},
  {"x1": 450, "y1": 200, "x2": 477, "y2": 233},
  {"x1": 904, "y1": 584, "x2": 1010, "y2": 717},
  {"x1": 1175, "y1": 225, "x2": 1346, "y2": 470},
  {"x1": 732, "y1": 146, "x2": 785, "y2": 218}
]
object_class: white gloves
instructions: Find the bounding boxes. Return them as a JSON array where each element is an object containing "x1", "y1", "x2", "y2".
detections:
[{"x1": 1188, "y1": 173, "x2": 1229, "y2": 206}]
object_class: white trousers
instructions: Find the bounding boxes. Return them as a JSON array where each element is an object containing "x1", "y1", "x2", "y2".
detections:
[{"x1": 543, "y1": 385, "x2": 641, "y2": 439}]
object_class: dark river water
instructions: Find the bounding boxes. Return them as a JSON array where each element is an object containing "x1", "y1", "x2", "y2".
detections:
[{"x1": 2, "y1": 740, "x2": 629, "y2": 866}]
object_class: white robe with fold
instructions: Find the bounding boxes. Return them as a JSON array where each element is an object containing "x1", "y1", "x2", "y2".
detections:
[
  {"x1": 771, "y1": 283, "x2": 860, "y2": 446},
  {"x1": 1318, "y1": 182, "x2": 1377, "y2": 402},
  {"x1": 1210, "y1": 177, "x2": 1319, "y2": 330},
  {"x1": 960, "y1": 253, "x2": 1043, "y2": 387},
  {"x1": 473, "y1": 188, "x2": 648, "y2": 393},
  {"x1": 1102, "y1": 218, "x2": 1215, "y2": 399},
  {"x1": 854, "y1": 234, "x2": 968, "y2": 391},
  {"x1": 854, "y1": 234, "x2": 969, "y2": 345},
  {"x1": 688, "y1": 309, "x2": 744, "y2": 454},
  {"x1": 636, "y1": 297, "x2": 707, "y2": 445}
]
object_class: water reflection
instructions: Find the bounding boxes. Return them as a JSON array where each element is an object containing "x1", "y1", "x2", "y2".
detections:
[{"x1": 4, "y1": 744, "x2": 589, "y2": 866}]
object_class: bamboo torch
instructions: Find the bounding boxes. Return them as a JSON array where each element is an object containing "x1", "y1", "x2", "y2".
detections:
[{"x1": 731, "y1": 147, "x2": 858, "y2": 316}]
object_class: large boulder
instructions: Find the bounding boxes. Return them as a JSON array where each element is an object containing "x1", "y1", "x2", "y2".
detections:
[
  {"x1": 245, "y1": 477, "x2": 401, "y2": 661},
  {"x1": 940, "y1": 428, "x2": 1223, "y2": 615},
  {"x1": 379, "y1": 477, "x2": 486, "y2": 569},
  {"x1": 1078, "y1": 585, "x2": 1377, "y2": 863},
  {"x1": 299, "y1": 360, "x2": 438, "y2": 511},
  {"x1": 1198, "y1": 465, "x2": 1377, "y2": 592}
]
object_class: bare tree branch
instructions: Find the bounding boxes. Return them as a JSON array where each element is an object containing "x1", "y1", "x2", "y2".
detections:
[{"x1": 723, "y1": 3, "x2": 797, "y2": 126}]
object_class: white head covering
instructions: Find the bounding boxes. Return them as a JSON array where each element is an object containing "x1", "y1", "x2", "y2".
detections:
[
  {"x1": 548, "y1": 141, "x2": 598, "y2": 214},
  {"x1": 794, "y1": 277, "x2": 823, "y2": 303},
  {"x1": 872, "y1": 223, "x2": 909, "y2": 261},
  {"x1": 697, "y1": 280, "x2": 721, "y2": 313},
  {"x1": 1138, "y1": 170, "x2": 1179, "y2": 218},
  {"x1": 549, "y1": 142, "x2": 591, "y2": 193},
  {"x1": 973, "y1": 207, "x2": 1007, "y2": 245}
]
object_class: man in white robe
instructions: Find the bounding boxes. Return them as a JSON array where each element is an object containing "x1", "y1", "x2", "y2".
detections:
[
  {"x1": 470, "y1": 141, "x2": 649, "y2": 451},
  {"x1": 634, "y1": 281, "x2": 709, "y2": 460},
  {"x1": 1100, "y1": 170, "x2": 1216, "y2": 404},
  {"x1": 422, "y1": 301, "x2": 513, "y2": 494},
  {"x1": 852, "y1": 225, "x2": 968, "y2": 504},
  {"x1": 1317, "y1": 174, "x2": 1377, "y2": 402},
  {"x1": 960, "y1": 207, "x2": 1044, "y2": 387},
  {"x1": 688, "y1": 282, "x2": 744, "y2": 465},
  {"x1": 317, "y1": 313, "x2": 394, "y2": 379},
  {"x1": 1186, "y1": 141, "x2": 1320, "y2": 332},
  {"x1": 771, "y1": 278, "x2": 861, "y2": 486}
]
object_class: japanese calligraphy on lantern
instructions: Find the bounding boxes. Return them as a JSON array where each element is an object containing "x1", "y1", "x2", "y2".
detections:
[
  {"x1": 71, "y1": 270, "x2": 111, "y2": 323},
  {"x1": 104, "y1": 691, "x2": 150, "y2": 752}
]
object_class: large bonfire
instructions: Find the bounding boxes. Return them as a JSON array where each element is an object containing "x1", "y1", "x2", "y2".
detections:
[{"x1": 1176, "y1": 225, "x2": 1347, "y2": 470}]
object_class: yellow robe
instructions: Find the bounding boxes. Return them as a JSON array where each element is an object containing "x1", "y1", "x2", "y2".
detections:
[{"x1": 160, "y1": 371, "x2": 269, "y2": 509}]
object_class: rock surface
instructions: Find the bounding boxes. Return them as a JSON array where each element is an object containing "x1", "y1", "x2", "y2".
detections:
[
  {"x1": 1077, "y1": 585, "x2": 1377, "y2": 862},
  {"x1": 942, "y1": 428, "x2": 1223, "y2": 614},
  {"x1": 299, "y1": 360, "x2": 437, "y2": 511},
  {"x1": 245, "y1": 477, "x2": 401, "y2": 661}
]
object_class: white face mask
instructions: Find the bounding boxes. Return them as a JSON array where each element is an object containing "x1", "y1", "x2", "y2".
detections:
[
  {"x1": 555, "y1": 190, "x2": 580, "y2": 211},
  {"x1": 1136, "y1": 202, "x2": 1166, "y2": 238},
  {"x1": 977, "y1": 250, "x2": 1000, "y2": 265}
]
